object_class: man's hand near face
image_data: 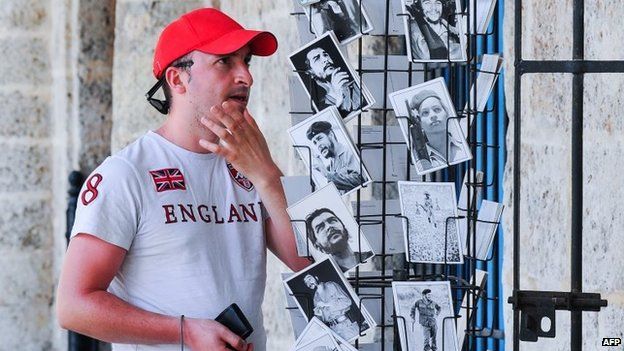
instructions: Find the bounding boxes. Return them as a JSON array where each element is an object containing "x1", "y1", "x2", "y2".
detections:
[
  {"x1": 327, "y1": 69, "x2": 350, "y2": 107},
  {"x1": 199, "y1": 101, "x2": 311, "y2": 273}
]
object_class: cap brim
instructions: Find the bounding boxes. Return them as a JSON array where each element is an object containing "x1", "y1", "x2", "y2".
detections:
[{"x1": 198, "y1": 29, "x2": 278, "y2": 57}]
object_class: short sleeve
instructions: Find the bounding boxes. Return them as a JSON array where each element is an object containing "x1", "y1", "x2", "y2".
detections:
[{"x1": 70, "y1": 156, "x2": 142, "y2": 250}]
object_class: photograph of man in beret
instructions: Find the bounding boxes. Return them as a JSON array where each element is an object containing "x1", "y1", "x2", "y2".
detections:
[
  {"x1": 411, "y1": 288, "x2": 441, "y2": 351},
  {"x1": 288, "y1": 107, "x2": 371, "y2": 196}
]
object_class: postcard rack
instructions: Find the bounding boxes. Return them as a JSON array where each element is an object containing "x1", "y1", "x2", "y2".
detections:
[{"x1": 288, "y1": 0, "x2": 506, "y2": 350}]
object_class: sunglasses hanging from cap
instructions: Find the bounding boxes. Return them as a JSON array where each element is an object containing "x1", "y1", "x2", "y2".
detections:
[{"x1": 145, "y1": 60, "x2": 194, "y2": 115}]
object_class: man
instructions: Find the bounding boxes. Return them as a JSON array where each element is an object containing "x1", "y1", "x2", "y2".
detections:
[
  {"x1": 305, "y1": 47, "x2": 363, "y2": 117},
  {"x1": 303, "y1": 274, "x2": 362, "y2": 340},
  {"x1": 410, "y1": 289, "x2": 441, "y2": 351},
  {"x1": 306, "y1": 120, "x2": 365, "y2": 194},
  {"x1": 56, "y1": 8, "x2": 310, "y2": 351},
  {"x1": 417, "y1": 191, "x2": 440, "y2": 228},
  {"x1": 406, "y1": 0, "x2": 461, "y2": 60},
  {"x1": 408, "y1": 89, "x2": 465, "y2": 171},
  {"x1": 305, "y1": 208, "x2": 373, "y2": 272}
]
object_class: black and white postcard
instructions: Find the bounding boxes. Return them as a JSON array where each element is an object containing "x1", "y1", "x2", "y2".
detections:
[
  {"x1": 294, "y1": 317, "x2": 358, "y2": 351},
  {"x1": 288, "y1": 106, "x2": 372, "y2": 196},
  {"x1": 290, "y1": 32, "x2": 375, "y2": 121},
  {"x1": 299, "y1": 0, "x2": 322, "y2": 5},
  {"x1": 392, "y1": 281, "x2": 459, "y2": 351},
  {"x1": 467, "y1": 199, "x2": 503, "y2": 260},
  {"x1": 283, "y1": 272, "x2": 311, "y2": 339},
  {"x1": 467, "y1": 0, "x2": 497, "y2": 34},
  {"x1": 389, "y1": 77, "x2": 472, "y2": 175},
  {"x1": 284, "y1": 258, "x2": 376, "y2": 342},
  {"x1": 304, "y1": 0, "x2": 374, "y2": 45},
  {"x1": 461, "y1": 53, "x2": 504, "y2": 136},
  {"x1": 401, "y1": 0, "x2": 467, "y2": 62},
  {"x1": 397, "y1": 181, "x2": 463, "y2": 264},
  {"x1": 287, "y1": 183, "x2": 375, "y2": 272},
  {"x1": 295, "y1": 333, "x2": 341, "y2": 351}
]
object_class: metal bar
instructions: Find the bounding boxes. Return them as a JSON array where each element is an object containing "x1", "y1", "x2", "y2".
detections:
[
  {"x1": 518, "y1": 60, "x2": 624, "y2": 74},
  {"x1": 571, "y1": 0, "x2": 585, "y2": 349},
  {"x1": 513, "y1": 0, "x2": 523, "y2": 350}
]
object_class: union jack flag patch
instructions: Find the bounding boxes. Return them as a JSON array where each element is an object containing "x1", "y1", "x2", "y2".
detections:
[{"x1": 149, "y1": 168, "x2": 186, "y2": 192}]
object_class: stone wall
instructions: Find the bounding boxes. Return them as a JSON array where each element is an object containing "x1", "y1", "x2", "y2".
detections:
[
  {"x1": 0, "y1": 0, "x2": 115, "y2": 349},
  {"x1": 0, "y1": 0, "x2": 56, "y2": 349},
  {"x1": 502, "y1": 1, "x2": 624, "y2": 350}
]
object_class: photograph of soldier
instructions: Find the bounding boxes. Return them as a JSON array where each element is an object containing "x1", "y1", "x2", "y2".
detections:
[
  {"x1": 397, "y1": 181, "x2": 463, "y2": 264},
  {"x1": 389, "y1": 77, "x2": 471, "y2": 176},
  {"x1": 392, "y1": 281, "x2": 458, "y2": 351},
  {"x1": 418, "y1": 191, "x2": 440, "y2": 228},
  {"x1": 411, "y1": 289, "x2": 441, "y2": 351},
  {"x1": 284, "y1": 258, "x2": 376, "y2": 342},
  {"x1": 288, "y1": 106, "x2": 371, "y2": 196},
  {"x1": 305, "y1": 0, "x2": 374, "y2": 45},
  {"x1": 290, "y1": 32, "x2": 374, "y2": 120},
  {"x1": 401, "y1": 0, "x2": 466, "y2": 62},
  {"x1": 287, "y1": 183, "x2": 375, "y2": 272}
]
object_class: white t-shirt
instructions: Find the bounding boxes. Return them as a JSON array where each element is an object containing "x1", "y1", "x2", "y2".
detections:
[{"x1": 71, "y1": 131, "x2": 268, "y2": 350}]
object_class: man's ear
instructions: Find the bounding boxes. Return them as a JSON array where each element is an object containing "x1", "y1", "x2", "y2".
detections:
[{"x1": 165, "y1": 67, "x2": 187, "y2": 95}]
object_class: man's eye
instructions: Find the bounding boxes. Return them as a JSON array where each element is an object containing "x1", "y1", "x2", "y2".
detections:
[{"x1": 218, "y1": 57, "x2": 230, "y2": 64}]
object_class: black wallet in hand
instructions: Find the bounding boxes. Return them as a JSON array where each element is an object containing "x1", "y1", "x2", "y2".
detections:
[{"x1": 215, "y1": 303, "x2": 254, "y2": 340}]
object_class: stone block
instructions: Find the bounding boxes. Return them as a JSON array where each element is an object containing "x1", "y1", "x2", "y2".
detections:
[
  {"x1": 78, "y1": 0, "x2": 115, "y2": 62},
  {"x1": 583, "y1": 74, "x2": 624, "y2": 135},
  {"x1": 0, "y1": 143, "x2": 51, "y2": 193},
  {"x1": 0, "y1": 37, "x2": 49, "y2": 86},
  {"x1": 0, "y1": 90, "x2": 51, "y2": 138},
  {"x1": 0, "y1": 197, "x2": 53, "y2": 250},
  {"x1": 0, "y1": 303, "x2": 53, "y2": 351},
  {"x1": 520, "y1": 0, "x2": 573, "y2": 60},
  {"x1": 0, "y1": 251, "x2": 53, "y2": 307},
  {"x1": 77, "y1": 79, "x2": 113, "y2": 172},
  {"x1": 0, "y1": 0, "x2": 47, "y2": 33},
  {"x1": 585, "y1": 1, "x2": 624, "y2": 60}
]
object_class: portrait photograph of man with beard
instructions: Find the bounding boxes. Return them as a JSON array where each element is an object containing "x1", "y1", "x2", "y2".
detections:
[
  {"x1": 290, "y1": 32, "x2": 374, "y2": 121},
  {"x1": 401, "y1": 0, "x2": 467, "y2": 62},
  {"x1": 286, "y1": 183, "x2": 375, "y2": 273}
]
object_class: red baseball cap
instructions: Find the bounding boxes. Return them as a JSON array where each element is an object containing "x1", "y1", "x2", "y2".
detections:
[{"x1": 152, "y1": 8, "x2": 278, "y2": 78}]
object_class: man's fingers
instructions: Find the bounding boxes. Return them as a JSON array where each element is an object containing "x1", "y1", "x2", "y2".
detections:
[
  {"x1": 198, "y1": 139, "x2": 227, "y2": 157},
  {"x1": 209, "y1": 104, "x2": 239, "y2": 131},
  {"x1": 220, "y1": 328, "x2": 246, "y2": 351},
  {"x1": 201, "y1": 117, "x2": 234, "y2": 143}
]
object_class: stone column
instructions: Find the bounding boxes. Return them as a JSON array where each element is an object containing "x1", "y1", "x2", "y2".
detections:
[
  {"x1": 502, "y1": 1, "x2": 624, "y2": 350},
  {"x1": 0, "y1": 0, "x2": 55, "y2": 349}
]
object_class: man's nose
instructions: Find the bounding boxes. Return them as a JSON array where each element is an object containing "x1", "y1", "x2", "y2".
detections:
[{"x1": 234, "y1": 63, "x2": 253, "y2": 87}]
